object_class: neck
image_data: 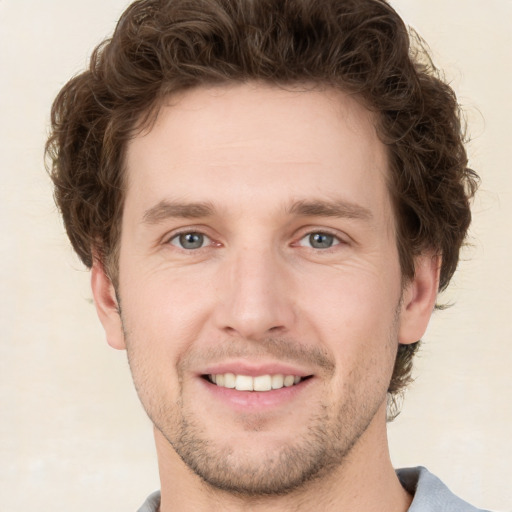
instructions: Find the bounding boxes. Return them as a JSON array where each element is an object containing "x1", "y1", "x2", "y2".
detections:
[{"x1": 155, "y1": 403, "x2": 412, "y2": 512}]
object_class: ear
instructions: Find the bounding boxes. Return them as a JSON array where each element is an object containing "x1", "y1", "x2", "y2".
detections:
[
  {"x1": 91, "y1": 261, "x2": 126, "y2": 350},
  {"x1": 398, "y1": 253, "x2": 440, "y2": 345}
]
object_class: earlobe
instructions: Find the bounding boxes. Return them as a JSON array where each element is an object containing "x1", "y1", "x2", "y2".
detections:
[
  {"x1": 398, "y1": 253, "x2": 441, "y2": 345},
  {"x1": 91, "y1": 261, "x2": 126, "y2": 350}
]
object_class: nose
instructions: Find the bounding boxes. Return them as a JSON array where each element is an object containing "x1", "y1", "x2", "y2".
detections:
[{"x1": 212, "y1": 246, "x2": 296, "y2": 340}]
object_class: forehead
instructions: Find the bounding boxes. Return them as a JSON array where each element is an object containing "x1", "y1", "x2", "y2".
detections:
[{"x1": 123, "y1": 83, "x2": 390, "y2": 221}]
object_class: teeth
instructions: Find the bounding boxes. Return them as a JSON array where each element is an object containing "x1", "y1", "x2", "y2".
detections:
[
  {"x1": 224, "y1": 373, "x2": 236, "y2": 388},
  {"x1": 208, "y1": 373, "x2": 303, "y2": 391},
  {"x1": 284, "y1": 375, "x2": 295, "y2": 387},
  {"x1": 271, "y1": 374, "x2": 284, "y2": 389},
  {"x1": 253, "y1": 375, "x2": 272, "y2": 391},
  {"x1": 235, "y1": 375, "x2": 253, "y2": 391}
]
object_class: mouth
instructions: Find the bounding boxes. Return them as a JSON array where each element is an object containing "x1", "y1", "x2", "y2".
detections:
[{"x1": 204, "y1": 373, "x2": 311, "y2": 391}]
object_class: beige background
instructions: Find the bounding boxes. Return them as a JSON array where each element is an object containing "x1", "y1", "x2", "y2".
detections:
[{"x1": 0, "y1": 1, "x2": 510, "y2": 510}]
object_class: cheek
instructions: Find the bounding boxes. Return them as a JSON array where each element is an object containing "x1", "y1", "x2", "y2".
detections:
[
  {"x1": 119, "y1": 271, "x2": 213, "y2": 364},
  {"x1": 297, "y1": 266, "x2": 401, "y2": 383},
  {"x1": 300, "y1": 268, "x2": 401, "y2": 336}
]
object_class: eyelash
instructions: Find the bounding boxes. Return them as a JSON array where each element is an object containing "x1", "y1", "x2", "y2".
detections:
[
  {"x1": 165, "y1": 228, "x2": 346, "y2": 253},
  {"x1": 167, "y1": 231, "x2": 215, "y2": 250},
  {"x1": 295, "y1": 231, "x2": 343, "y2": 250}
]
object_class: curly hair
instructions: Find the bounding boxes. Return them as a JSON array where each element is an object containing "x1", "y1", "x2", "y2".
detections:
[{"x1": 46, "y1": 0, "x2": 478, "y2": 399}]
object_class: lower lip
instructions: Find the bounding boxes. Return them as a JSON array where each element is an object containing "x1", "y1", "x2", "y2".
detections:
[{"x1": 199, "y1": 377, "x2": 313, "y2": 410}]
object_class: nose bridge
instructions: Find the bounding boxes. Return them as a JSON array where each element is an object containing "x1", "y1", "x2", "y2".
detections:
[{"x1": 215, "y1": 242, "x2": 294, "y2": 339}]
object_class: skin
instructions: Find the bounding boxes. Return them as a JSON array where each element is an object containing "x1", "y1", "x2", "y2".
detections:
[{"x1": 92, "y1": 83, "x2": 439, "y2": 511}]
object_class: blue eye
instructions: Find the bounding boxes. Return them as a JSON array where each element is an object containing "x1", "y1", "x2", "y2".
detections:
[
  {"x1": 169, "y1": 232, "x2": 210, "y2": 250},
  {"x1": 299, "y1": 232, "x2": 340, "y2": 249}
]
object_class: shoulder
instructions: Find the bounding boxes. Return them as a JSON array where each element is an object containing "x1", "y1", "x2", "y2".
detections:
[
  {"x1": 136, "y1": 490, "x2": 161, "y2": 512},
  {"x1": 397, "y1": 467, "x2": 492, "y2": 512}
]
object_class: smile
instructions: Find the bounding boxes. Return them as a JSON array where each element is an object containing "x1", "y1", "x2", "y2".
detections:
[{"x1": 207, "y1": 373, "x2": 306, "y2": 391}]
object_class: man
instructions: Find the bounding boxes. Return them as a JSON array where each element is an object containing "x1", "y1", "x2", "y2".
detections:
[{"x1": 46, "y1": 0, "x2": 485, "y2": 510}]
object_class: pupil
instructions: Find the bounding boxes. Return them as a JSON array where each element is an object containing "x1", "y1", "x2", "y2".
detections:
[
  {"x1": 310, "y1": 233, "x2": 333, "y2": 249},
  {"x1": 180, "y1": 233, "x2": 203, "y2": 249}
]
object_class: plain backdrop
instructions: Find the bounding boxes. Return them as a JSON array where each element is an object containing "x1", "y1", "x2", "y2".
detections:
[{"x1": 0, "y1": 1, "x2": 510, "y2": 510}]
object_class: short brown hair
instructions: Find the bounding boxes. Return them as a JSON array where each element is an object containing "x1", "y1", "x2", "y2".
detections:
[{"x1": 46, "y1": 0, "x2": 478, "y2": 398}]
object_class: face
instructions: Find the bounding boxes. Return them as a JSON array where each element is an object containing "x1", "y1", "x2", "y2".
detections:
[{"x1": 93, "y1": 83, "x2": 436, "y2": 496}]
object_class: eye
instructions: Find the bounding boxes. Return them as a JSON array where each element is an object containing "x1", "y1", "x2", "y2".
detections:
[
  {"x1": 298, "y1": 232, "x2": 341, "y2": 249},
  {"x1": 169, "y1": 232, "x2": 211, "y2": 250}
]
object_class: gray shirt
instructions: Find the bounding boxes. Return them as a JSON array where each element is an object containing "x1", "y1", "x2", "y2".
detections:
[
  {"x1": 397, "y1": 467, "x2": 490, "y2": 512},
  {"x1": 137, "y1": 466, "x2": 490, "y2": 511}
]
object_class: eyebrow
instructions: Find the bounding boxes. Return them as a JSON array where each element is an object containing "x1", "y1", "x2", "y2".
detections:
[
  {"x1": 141, "y1": 198, "x2": 373, "y2": 224},
  {"x1": 142, "y1": 200, "x2": 216, "y2": 224},
  {"x1": 288, "y1": 199, "x2": 373, "y2": 221}
]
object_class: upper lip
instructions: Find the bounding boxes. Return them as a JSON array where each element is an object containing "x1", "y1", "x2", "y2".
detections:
[{"x1": 199, "y1": 360, "x2": 313, "y2": 377}]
